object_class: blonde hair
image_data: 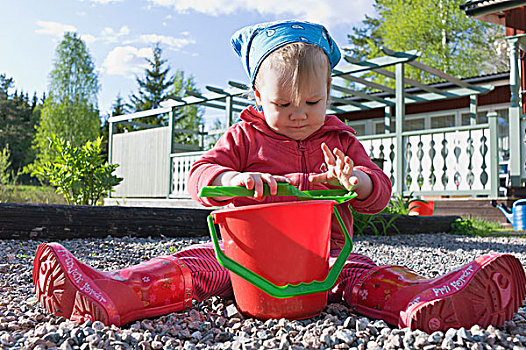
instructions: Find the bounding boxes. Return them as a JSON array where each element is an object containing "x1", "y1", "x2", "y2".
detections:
[{"x1": 254, "y1": 42, "x2": 332, "y2": 105}]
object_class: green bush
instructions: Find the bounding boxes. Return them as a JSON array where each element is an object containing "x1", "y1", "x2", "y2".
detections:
[
  {"x1": 450, "y1": 217, "x2": 502, "y2": 236},
  {"x1": 32, "y1": 134, "x2": 123, "y2": 205}
]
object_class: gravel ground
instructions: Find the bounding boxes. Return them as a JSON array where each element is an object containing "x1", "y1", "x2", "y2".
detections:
[{"x1": 1, "y1": 233, "x2": 526, "y2": 350}]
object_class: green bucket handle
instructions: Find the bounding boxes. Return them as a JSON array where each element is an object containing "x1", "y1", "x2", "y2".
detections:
[{"x1": 207, "y1": 205, "x2": 353, "y2": 299}]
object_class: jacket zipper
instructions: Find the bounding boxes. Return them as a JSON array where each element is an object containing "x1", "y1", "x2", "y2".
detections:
[{"x1": 298, "y1": 141, "x2": 307, "y2": 189}]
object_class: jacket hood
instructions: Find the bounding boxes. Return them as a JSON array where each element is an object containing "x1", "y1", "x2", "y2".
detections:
[{"x1": 239, "y1": 106, "x2": 356, "y2": 140}]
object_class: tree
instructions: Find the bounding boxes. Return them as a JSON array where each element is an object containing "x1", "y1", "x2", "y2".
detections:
[
  {"x1": 128, "y1": 43, "x2": 173, "y2": 124},
  {"x1": 171, "y1": 70, "x2": 204, "y2": 145},
  {"x1": 346, "y1": 0, "x2": 507, "y2": 85},
  {"x1": 100, "y1": 93, "x2": 128, "y2": 157},
  {"x1": 127, "y1": 44, "x2": 204, "y2": 144},
  {"x1": 33, "y1": 32, "x2": 100, "y2": 165},
  {"x1": 0, "y1": 74, "x2": 41, "y2": 182},
  {"x1": 111, "y1": 93, "x2": 128, "y2": 117}
]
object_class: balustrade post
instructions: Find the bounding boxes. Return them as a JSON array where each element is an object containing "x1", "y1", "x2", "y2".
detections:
[
  {"x1": 225, "y1": 96, "x2": 233, "y2": 127},
  {"x1": 167, "y1": 108, "x2": 175, "y2": 198},
  {"x1": 507, "y1": 35, "x2": 523, "y2": 186},
  {"x1": 108, "y1": 114, "x2": 115, "y2": 199},
  {"x1": 487, "y1": 111, "x2": 499, "y2": 198},
  {"x1": 395, "y1": 63, "x2": 405, "y2": 195},
  {"x1": 384, "y1": 106, "x2": 391, "y2": 133},
  {"x1": 469, "y1": 95, "x2": 477, "y2": 125}
]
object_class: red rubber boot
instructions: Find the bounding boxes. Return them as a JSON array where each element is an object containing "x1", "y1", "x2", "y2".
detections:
[
  {"x1": 32, "y1": 242, "x2": 193, "y2": 326},
  {"x1": 350, "y1": 253, "x2": 526, "y2": 333}
]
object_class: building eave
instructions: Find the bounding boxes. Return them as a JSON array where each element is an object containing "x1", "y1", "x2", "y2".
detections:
[{"x1": 461, "y1": 0, "x2": 526, "y2": 18}]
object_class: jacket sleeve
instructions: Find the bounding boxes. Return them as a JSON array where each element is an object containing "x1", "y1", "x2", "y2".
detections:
[
  {"x1": 187, "y1": 125, "x2": 248, "y2": 207},
  {"x1": 345, "y1": 135, "x2": 392, "y2": 214}
]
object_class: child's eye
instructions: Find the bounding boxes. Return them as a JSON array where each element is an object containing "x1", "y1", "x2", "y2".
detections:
[
  {"x1": 275, "y1": 102, "x2": 290, "y2": 108},
  {"x1": 306, "y1": 100, "x2": 321, "y2": 105}
]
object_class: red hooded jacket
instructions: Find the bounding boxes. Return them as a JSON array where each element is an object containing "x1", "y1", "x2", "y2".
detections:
[{"x1": 188, "y1": 107, "x2": 392, "y2": 249}]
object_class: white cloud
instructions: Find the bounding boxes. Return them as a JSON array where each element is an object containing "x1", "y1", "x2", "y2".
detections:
[
  {"x1": 102, "y1": 46, "x2": 153, "y2": 77},
  {"x1": 146, "y1": 0, "x2": 373, "y2": 25},
  {"x1": 100, "y1": 25, "x2": 130, "y2": 43},
  {"x1": 81, "y1": 34, "x2": 97, "y2": 44},
  {"x1": 35, "y1": 20, "x2": 77, "y2": 37},
  {"x1": 139, "y1": 33, "x2": 195, "y2": 51}
]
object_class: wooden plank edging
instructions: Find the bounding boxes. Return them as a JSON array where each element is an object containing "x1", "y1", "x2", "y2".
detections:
[
  {"x1": 0, "y1": 203, "x2": 459, "y2": 240},
  {"x1": 0, "y1": 203, "x2": 212, "y2": 240}
]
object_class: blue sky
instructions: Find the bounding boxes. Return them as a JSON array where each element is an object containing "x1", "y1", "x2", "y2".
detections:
[{"x1": 0, "y1": 0, "x2": 375, "y2": 120}]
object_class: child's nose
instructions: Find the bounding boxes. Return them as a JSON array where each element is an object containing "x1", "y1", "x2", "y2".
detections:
[{"x1": 290, "y1": 108, "x2": 307, "y2": 120}]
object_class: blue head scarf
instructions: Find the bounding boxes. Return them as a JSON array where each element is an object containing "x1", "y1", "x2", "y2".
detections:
[{"x1": 231, "y1": 20, "x2": 341, "y2": 86}]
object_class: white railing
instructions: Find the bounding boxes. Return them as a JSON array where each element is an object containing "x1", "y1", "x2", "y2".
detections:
[
  {"x1": 169, "y1": 151, "x2": 205, "y2": 198},
  {"x1": 168, "y1": 119, "x2": 499, "y2": 199},
  {"x1": 360, "y1": 123, "x2": 497, "y2": 197}
]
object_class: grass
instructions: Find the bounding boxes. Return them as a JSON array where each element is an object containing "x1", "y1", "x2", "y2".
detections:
[
  {"x1": 0, "y1": 184, "x2": 67, "y2": 204},
  {"x1": 450, "y1": 217, "x2": 504, "y2": 236}
]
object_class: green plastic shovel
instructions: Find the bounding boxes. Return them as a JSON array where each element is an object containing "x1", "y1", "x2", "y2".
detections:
[{"x1": 199, "y1": 182, "x2": 357, "y2": 203}]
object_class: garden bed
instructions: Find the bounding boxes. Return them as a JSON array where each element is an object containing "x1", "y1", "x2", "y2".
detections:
[{"x1": 0, "y1": 203, "x2": 460, "y2": 240}]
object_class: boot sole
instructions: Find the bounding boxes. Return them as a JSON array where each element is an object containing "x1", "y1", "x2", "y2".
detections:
[
  {"x1": 33, "y1": 243, "x2": 118, "y2": 325},
  {"x1": 401, "y1": 254, "x2": 526, "y2": 333}
]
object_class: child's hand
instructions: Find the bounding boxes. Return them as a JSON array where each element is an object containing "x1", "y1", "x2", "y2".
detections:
[
  {"x1": 309, "y1": 143, "x2": 358, "y2": 191},
  {"x1": 212, "y1": 171, "x2": 290, "y2": 200}
]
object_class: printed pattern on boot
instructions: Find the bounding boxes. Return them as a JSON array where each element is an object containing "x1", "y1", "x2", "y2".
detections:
[{"x1": 400, "y1": 253, "x2": 526, "y2": 333}]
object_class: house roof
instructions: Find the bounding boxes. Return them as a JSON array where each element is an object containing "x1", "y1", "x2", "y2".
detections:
[{"x1": 460, "y1": 0, "x2": 526, "y2": 17}]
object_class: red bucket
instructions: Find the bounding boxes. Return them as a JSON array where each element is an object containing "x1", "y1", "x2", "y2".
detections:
[
  {"x1": 408, "y1": 200, "x2": 435, "y2": 216},
  {"x1": 210, "y1": 200, "x2": 336, "y2": 320}
]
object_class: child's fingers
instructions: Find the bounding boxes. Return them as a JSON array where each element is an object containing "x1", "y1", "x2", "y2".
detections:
[
  {"x1": 308, "y1": 173, "x2": 328, "y2": 183},
  {"x1": 272, "y1": 175, "x2": 291, "y2": 184},
  {"x1": 260, "y1": 173, "x2": 278, "y2": 196},
  {"x1": 252, "y1": 176, "x2": 265, "y2": 199},
  {"x1": 321, "y1": 143, "x2": 336, "y2": 166},
  {"x1": 242, "y1": 175, "x2": 254, "y2": 190},
  {"x1": 343, "y1": 157, "x2": 354, "y2": 175},
  {"x1": 339, "y1": 174, "x2": 358, "y2": 191},
  {"x1": 333, "y1": 148, "x2": 346, "y2": 165}
]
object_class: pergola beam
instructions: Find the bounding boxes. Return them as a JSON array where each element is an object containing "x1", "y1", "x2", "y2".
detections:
[
  {"x1": 336, "y1": 73, "x2": 428, "y2": 103},
  {"x1": 330, "y1": 96, "x2": 374, "y2": 109},
  {"x1": 332, "y1": 84, "x2": 395, "y2": 106},
  {"x1": 334, "y1": 49, "x2": 420, "y2": 76},
  {"x1": 326, "y1": 84, "x2": 494, "y2": 114}
]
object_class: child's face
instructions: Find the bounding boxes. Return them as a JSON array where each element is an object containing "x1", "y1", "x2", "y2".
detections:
[{"x1": 254, "y1": 64, "x2": 328, "y2": 141}]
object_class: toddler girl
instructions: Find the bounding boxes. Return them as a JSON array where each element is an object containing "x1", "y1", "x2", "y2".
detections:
[{"x1": 33, "y1": 20, "x2": 525, "y2": 334}]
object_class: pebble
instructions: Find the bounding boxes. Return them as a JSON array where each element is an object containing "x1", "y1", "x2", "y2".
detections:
[{"x1": 0, "y1": 234, "x2": 524, "y2": 350}]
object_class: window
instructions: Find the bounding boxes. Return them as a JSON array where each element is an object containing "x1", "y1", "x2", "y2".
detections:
[
  {"x1": 404, "y1": 118, "x2": 425, "y2": 131},
  {"x1": 374, "y1": 121, "x2": 385, "y2": 134},
  {"x1": 350, "y1": 123, "x2": 365, "y2": 136},
  {"x1": 461, "y1": 112, "x2": 489, "y2": 125},
  {"x1": 430, "y1": 114, "x2": 455, "y2": 129}
]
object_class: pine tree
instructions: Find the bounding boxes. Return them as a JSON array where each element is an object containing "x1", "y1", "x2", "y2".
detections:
[
  {"x1": 33, "y1": 32, "x2": 101, "y2": 165},
  {"x1": 128, "y1": 44, "x2": 173, "y2": 125}
]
